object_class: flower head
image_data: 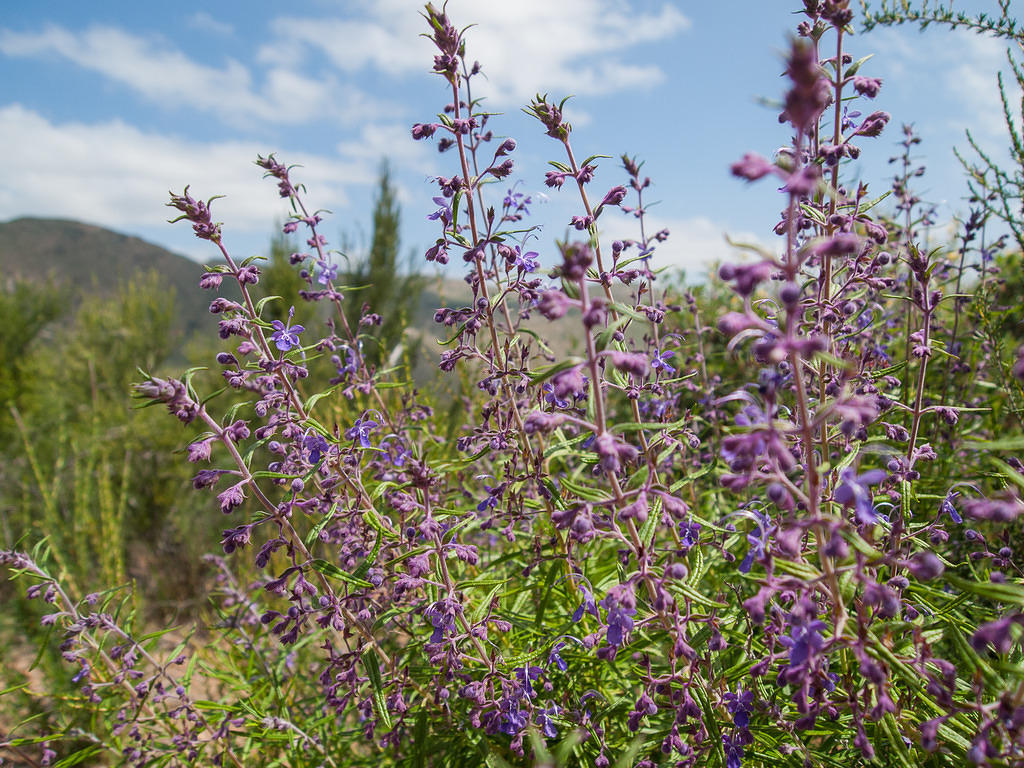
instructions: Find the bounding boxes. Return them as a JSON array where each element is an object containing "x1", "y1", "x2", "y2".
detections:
[
  {"x1": 834, "y1": 468, "x2": 887, "y2": 524},
  {"x1": 345, "y1": 412, "x2": 380, "y2": 448},
  {"x1": 651, "y1": 349, "x2": 676, "y2": 376},
  {"x1": 270, "y1": 307, "x2": 304, "y2": 352}
]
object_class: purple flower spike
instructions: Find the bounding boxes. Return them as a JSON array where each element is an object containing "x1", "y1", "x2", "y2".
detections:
[{"x1": 427, "y1": 196, "x2": 453, "y2": 226}]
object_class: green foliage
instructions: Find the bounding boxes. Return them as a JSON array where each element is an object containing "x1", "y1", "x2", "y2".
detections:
[
  {"x1": 860, "y1": 0, "x2": 1023, "y2": 40},
  {"x1": 1, "y1": 273, "x2": 223, "y2": 610},
  {"x1": 0, "y1": 279, "x2": 66, "y2": 435}
]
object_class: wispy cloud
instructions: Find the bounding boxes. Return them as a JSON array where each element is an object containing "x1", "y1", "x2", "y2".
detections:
[
  {"x1": 866, "y1": 26, "x2": 1015, "y2": 142},
  {"x1": 0, "y1": 104, "x2": 381, "y2": 257},
  {"x1": 0, "y1": 24, "x2": 396, "y2": 128},
  {"x1": 186, "y1": 11, "x2": 234, "y2": 37},
  {"x1": 597, "y1": 210, "x2": 765, "y2": 279},
  {"x1": 263, "y1": 0, "x2": 691, "y2": 106}
]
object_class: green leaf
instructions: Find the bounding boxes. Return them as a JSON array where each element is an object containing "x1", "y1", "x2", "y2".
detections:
[
  {"x1": 310, "y1": 558, "x2": 373, "y2": 589},
  {"x1": 946, "y1": 573, "x2": 1024, "y2": 607},
  {"x1": 305, "y1": 501, "x2": 338, "y2": 548},
  {"x1": 844, "y1": 53, "x2": 874, "y2": 78},
  {"x1": 304, "y1": 384, "x2": 340, "y2": 412},
  {"x1": 363, "y1": 504, "x2": 399, "y2": 539},
  {"x1": 880, "y1": 712, "x2": 917, "y2": 768},
  {"x1": 363, "y1": 653, "x2": 393, "y2": 731},
  {"x1": 472, "y1": 581, "x2": 507, "y2": 624},
  {"x1": 990, "y1": 456, "x2": 1024, "y2": 491},
  {"x1": 965, "y1": 436, "x2": 1024, "y2": 451},
  {"x1": 529, "y1": 357, "x2": 584, "y2": 384},
  {"x1": 352, "y1": 530, "x2": 383, "y2": 581},
  {"x1": 638, "y1": 494, "x2": 662, "y2": 550},
  {"x1": 254, "y1": 295, "x2": 282, "y2": 316}
]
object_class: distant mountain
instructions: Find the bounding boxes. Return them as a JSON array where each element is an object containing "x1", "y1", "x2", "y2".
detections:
[
  {"x1": 0, "y1": 217, "x2": 570, "y2": 365},
  {"x1": 0, "y1": 217, "x2": 476, "y2": 350},
  {"x1": 0, "y1": 217, "x2": 218, "y2": 339}
]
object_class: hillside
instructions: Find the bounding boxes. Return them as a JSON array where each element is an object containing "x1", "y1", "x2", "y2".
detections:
[
  {"x1": 0, "y1": 217, "x2": 218, "y2": 339},
  {"x1": 0, "y1": 217, "x2": 478, "y2": 354},
  {"x1": 0, "y1": 217, "x2": 580, "y2": 366}
]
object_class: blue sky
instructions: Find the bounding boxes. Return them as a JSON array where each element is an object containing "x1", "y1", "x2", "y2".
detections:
[{"x1": 0, "y1": 0, "x2": 1016, "y2": 278}]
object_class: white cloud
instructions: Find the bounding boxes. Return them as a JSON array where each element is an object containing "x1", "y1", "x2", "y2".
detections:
[
  {"x1": 264, "y1": 0, "x2": 690, "y2": 105},
  {"x1": 0, "y1": 104, "x2": 383, "y2": 257},
  {"x1": 597, "y1": 210, "x2": 767, "y2": 279},
  {"x1": 187, "y1": 11, "x2": 234, "y2": 37},
  {"x1": 867, "y1": 26, "x2": 1015, "y2": 141},
  {"x1": 0, "y1": 24, "x2": 395, "y2": 128}
]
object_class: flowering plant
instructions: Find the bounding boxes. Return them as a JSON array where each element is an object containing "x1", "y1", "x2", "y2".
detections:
[{"x1": 5, "y1": 2, "x2": 1024, "y2": 767}]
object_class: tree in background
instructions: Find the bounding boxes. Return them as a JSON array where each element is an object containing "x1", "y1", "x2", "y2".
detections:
[
  {"x1": 0, "y1": 280, "x2": 65, "y2": 437},
  {"x1": 345, "y1": 160, "x2": 424, "y2": 368}
]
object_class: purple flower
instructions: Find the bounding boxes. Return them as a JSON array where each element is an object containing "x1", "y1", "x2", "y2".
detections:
[
  {"x1": 513, "y1": 246, "x2": 540, "y2": 273},
  {"x1": 302, "y1": 431, "x2": 330, "y2": 464},
  {"x1": 187, "y1": 439, "x2": 213, "y2": 463},
  {"x1": 497, "y1": 697, "x2": 529, "y2": 735},
  {"x1": 345, "y1": 413, "x2": 379, "y2": 448},
  {"x1": 71, "y1": 659, "x2": 91, "y2": 684},
  {"x1": 536, "y1": 704, "x2": 560, "y2": 738},
  {"x1": 963, "y1": 493, "x2": 1024, "y2": 522},
  {"x1": 651, "y1": 349, "x2": 675, "y2": 376},
  {"x1": 599, "y1": 185, "x2": 627, "y2": 208},
  {"x1": 907, "y1": 551, "x2": 945, "y2": 581},
  {"x1": 840, "y1": 105, "x2": 862, "y2": 132},
  {"x1": 547, "y1": 641, "x2": 568, "y2": 671},
  {"x1": 427, "y1": 196, "x2": 453, "y2": 226},
  {"x1": 723, "y1": 731, "x2": 746, "y2": 768},
  {"x1": 424, "y1": 598, "x2": 459, "y2": 643},
  {"x1": 601, "y1": 584, "x2": 636, "y2": 647},
  {"x1": 852, "y1": 76, "x2": 882, "y2": 98},
  {"x1": 970, "y1": 613, "x2": 1024, "y2": 654},
  {"x1": 854, "y1": 110, "x2": 891, "y2": 138},
  {"x1": 514, "y1": 665, "x2": 543, "y2": 697},
  {"x1": 503, "y1": 186, "x2": 531, "y2": 216},
  {"x1": 834, "y1": 468, "x2": 887, "y2": 524},
  {"x1": 731, "y1": 153, "x2": 777, "y2": 181},
  {"x1": 217, "y1": 482, "x2": 246, "y2": 514},
  {"x1": 778, "y1": 599, "x2": 827, "y2": 668},
  {"x1": 550, "y1": 366, "x2": 586, "y2": 400},
  {"x1": 608, "y1": 351, "x2": 650, "y2": 379},
  {"x1": 382, "y1": 438, "x2": 411, "y2": 467},
  {"x1": 477, "y1": 484, "x2": 502, "y2": 513},
  {"x1": 536, "y1": 290, "x2": 573, "y2": 320},
  {"x1": 938, "y1": 491, "x2": 962, "y2": 523},
  {"x1": 314, "y1": 259, "x2": 338, "y2": 285},
  {"x1": 723, "y1": 688, "x2": 754, "y2": 730},
  {"x1": 738, "y1": 511, "x2": 770, "y2": 574},
  {"x1": 572, "y1": 585, "x2": 599, "y2": 623},
  {"x1": 270, "y1": 306, "x2": 304, "y2": 352},
  {"x1": 543, "y1": 382, "x2": 570, "y2": 409},
  {"x1": 41, "y1": 744, "x2": 57, "y2": 767},
  {"x1": 411, "y1": 122, "x2": 438, "y2": 140},
  {"x1": 679, "y1": 518, "x2": 701, "y2": 550}
]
